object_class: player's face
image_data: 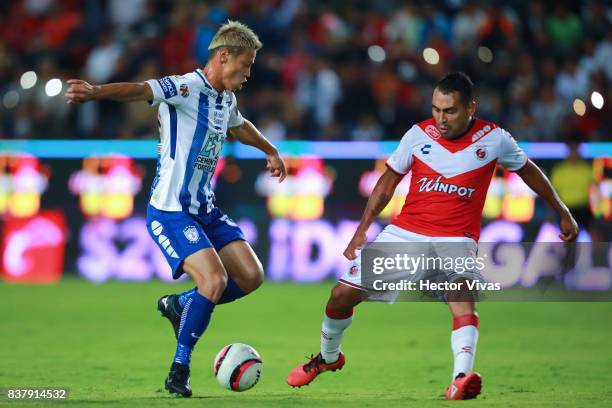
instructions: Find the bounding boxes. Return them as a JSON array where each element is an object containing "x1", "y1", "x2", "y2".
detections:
[
  {"x1": 221, "y1": 49, "x2": 256, "y2": 92},
  {"x1": 432, "y1": 88, "x2": 476, "y2": 139}
]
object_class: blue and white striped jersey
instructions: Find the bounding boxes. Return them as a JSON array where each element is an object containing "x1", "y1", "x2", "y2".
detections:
[{"x1": 146, "y1": 69, "x2": 244, "y2": 214}]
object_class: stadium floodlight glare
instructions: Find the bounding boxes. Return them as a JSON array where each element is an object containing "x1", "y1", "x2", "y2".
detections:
[
  {"x1": 423, "y1": 48, "x2": 440, "y2": 65},
  {"x1": 367, "y1": 45, "x2": 386, "y2": 63},
  {"x1": 45, "y1": 78, "x2": 63, "y2": 97},
  {"x1": 591, "y1": 91, "x2": 604, "y2": 109},
  {"x1": 477, "y1": 46, "x2": 493, "y2": 63},
  {"x1": 2, "y1": 90, "x2": 20, "y2": 109},
  {"x1": 20, "y1": 71, "x2": 38, "y2": 89},
  {"x1": 573, "y1": 98, "x2": 586, "y2": 116}
]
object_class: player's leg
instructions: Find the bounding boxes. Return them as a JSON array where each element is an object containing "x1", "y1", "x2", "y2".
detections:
[
  {"x1": 320, "y1": 282, "x2": 364, "y2": 363},
  {"x1": 163, "y1": 210, "x2": 252, "y2": 322},
  {"x1": 175, "y1": 208, "x2": 258, "y2": 305},
  {"x1": 162, "y1": 249, "x2": 227, "y2": 397},
  {"x1": 217, "y1": 239, "x2": 263, "y2": 301},
  {"x1": 286, "y1": 281, "x2": 366, "y2": 387},
  {"x1": 170, "y1": 240, "x2": 258, "y2": 309},
  {"x1": 445, "y1": 286, "x2": 481, "y2": 400},
  {"x1": 147, "y1": 207, "x2": 226, "y2": 397}
]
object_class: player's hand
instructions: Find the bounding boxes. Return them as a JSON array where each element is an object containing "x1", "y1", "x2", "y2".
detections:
[
  {"x1": 266, "y1": 152, "x2": 287, "y2": 183},
  {"x1": 343, "y1": 230, "x2": 367, "y2": 260},
  {"x1": 65, "y1": 79, "x2": 96, "y2": 104},
  {"x1": 559, "y1": 213, "x2": 579, "y2": 242}
]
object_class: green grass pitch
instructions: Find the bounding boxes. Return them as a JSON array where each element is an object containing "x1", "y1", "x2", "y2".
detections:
[{"x1": 2, "y1": 278, "x2": 611, "y2": 407}]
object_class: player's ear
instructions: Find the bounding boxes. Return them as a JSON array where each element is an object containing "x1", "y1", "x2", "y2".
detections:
[
  {"x1": 219, "y1": 48, "x2": 229, "y2": 65},
  {"x1": 467, "y1": 100, "x2": 477, "y2": 116}
]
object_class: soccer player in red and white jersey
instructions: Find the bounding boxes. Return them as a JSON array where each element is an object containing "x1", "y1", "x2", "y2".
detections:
[{"x1": 286, "y1": 72, "x2": 579, "y2": 400}]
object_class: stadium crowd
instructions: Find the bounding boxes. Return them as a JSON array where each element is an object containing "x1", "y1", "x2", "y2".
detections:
[{"x1": 0, "y1": 0, "x2": 610, "y2": 141}]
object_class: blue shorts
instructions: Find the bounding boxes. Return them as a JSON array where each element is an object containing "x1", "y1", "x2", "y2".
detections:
[{"x1": 146, "y1": 205, "x2": 245, "y2": 279}]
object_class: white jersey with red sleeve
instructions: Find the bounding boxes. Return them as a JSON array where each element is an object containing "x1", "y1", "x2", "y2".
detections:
[{"x1": 386, "y1": 117, "x2": 527, "y2": 241}]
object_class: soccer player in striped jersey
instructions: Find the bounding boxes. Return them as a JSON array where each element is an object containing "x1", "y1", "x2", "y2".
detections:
[
  {"x1": 66, "y1": 21, "x2": 286, "y2": 397},
  {"x1": 286, "y1": 72, "x2": 579, "y2": 400}
]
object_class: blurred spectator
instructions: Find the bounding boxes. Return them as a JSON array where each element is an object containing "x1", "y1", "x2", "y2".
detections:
[
  {"x1": 84, "y1": 28, "x2": 123, "y2": 84},
  {"x1": 351, "y1": 114, "x2": 383, "y2": 141},
  {"x1": 295, "y1": 57, "x2": 342, "y2": 137},
  {"x1": 108, "y1": 0, "x2": 148, "y2": 29},
  {"x1": 530, "y1": 84, "x2": 568, "y2": 140},
  {"x1": 555, "y1": 58, "x2": 589, "y2": 101},
  {"x1": 546, "y1": 5, "x2": 583, "y2": 57},
  {"x1": 550, "y1": 141, "x2": 597, "y2": 231},
  {"x1": 451, "y1": 1, "x2": 485, "y2": 50},
  {"x1": 594, "y1": 30, "x2": 612, "y2": 81}
]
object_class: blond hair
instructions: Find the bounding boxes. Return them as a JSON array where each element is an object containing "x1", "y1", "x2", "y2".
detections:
[{"x1": 208, "y1": 20, "x2": 262, "y2": 58}]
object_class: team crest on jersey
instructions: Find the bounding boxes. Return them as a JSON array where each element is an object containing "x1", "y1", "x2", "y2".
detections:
[
  {"x1": 474, "y1": 145, "x2": 488, "y2": 161},
  {"x1": 180, "y1": 84, "x2": 189, "y2": 97},
  {"x1": 424, "y1": 124, "x2": 441, "y2": 140},
  {"x1": 183, "y1": 226, "x2": 200, "y2": 243}
]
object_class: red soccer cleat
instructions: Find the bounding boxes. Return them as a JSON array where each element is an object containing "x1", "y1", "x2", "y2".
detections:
[
  {"x1": 445, "y1": 372, "x2": 482, "y2": 400},
  {"x1": 286, "y1": 353, "x2": 345, "y2": 387}
]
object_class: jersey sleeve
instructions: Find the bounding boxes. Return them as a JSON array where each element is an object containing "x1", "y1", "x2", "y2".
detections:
[
  {"x1": 386, "y1": 127, "x2": 415, "y2": 175},
  {"x1": 228, "y1": 92, "x2": 245, "y2": 128},
  {"x1": 498, "y1": 129, "x2": 528, "y2": 171},
  {"x1": 146, "y1": 75, "x2": 187, "y2": 107}
]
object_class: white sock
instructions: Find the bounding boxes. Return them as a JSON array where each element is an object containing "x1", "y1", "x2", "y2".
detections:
[
  {"x1": 320, "y1": 307, "x2": 353, "y2": 363},
  {"x1": 451, "y1": 314, "x2": 479, "y2": 379}
]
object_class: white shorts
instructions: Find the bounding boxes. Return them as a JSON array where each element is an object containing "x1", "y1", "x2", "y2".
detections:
[{"x1": 339, "y1": 225, "x2": 481, "y2": 302}]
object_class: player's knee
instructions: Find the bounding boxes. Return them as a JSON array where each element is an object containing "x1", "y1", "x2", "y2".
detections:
[
  {"x1": 206, "y1": 269, "x2": 228, "y2": 293},
  {"x1": 329, "y1": 284, "x2": 361, "y2": 311},
  {"x1": 186, "y1": 263, "x2": 228, "y2": 294},
  {"x1": 239, "y1": 262, "x2": 264, "y2": 294},
  {"x1": 247, "y1": 268, "x2": 264, "y2": 292}
]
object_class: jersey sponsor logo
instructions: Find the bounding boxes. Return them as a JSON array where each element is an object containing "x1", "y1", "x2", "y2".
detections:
[
  {"x1": 213, "y1": 110, "x2": 225, "y2": 126},
  {"x1": 474, "y1": 145, "x2": 487, "y2": 160},
  {"x1": 157, "y1": 77, "x2": 178, "y2": 99},
  {"x1": 194, "y1": 133, "x2": 225, "y2": 172},
  {"x1": 416, "y1": 176, "x2": 476, "y2": 198},
  {"x1": 179, "y1": 83, "x2": 189, "y2": 98},
  {"x1": 183, "y1": 226, "x2": 200, "y2": 243},
  {"x1": 471, "y1": 124, "x2": 493, "y2": 142},
  {"x1": 424, "y1": 124, "x2": 441, "y2": 140},
  {"x1": 420, "y1": 144, "x2": 432, "y2": 154}
]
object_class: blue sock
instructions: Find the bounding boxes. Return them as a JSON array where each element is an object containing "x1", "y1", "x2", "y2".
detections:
[
  {"x1": 173, "y1": 291, "x2": 215, "y2": 366},
  {"x1": 178, "y1": 278, "x2": 245, "y2": 307},
  {"x1": 218, "y1": 277, "x2": 246, "y2": 304},
  {"x1": 178, "y1": 288, "x2": 196, "y2": 307}
]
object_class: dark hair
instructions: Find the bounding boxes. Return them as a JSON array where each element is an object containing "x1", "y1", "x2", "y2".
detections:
[{"x1": 434, "y1": 72, "x2": 474, "y2": 106}]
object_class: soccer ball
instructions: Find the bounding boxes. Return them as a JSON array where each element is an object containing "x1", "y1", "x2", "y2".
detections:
[{"x1": 213, "y1": 343, "x2": 263, "y2": 391}]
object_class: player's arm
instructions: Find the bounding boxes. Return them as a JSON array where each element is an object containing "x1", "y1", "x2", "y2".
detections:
[
  {"x1": 229, "y1": 119, "x2": 287, "y2": 182},
  {"x1": 343, "y1": 168, "x2": 403, "y2": 260},
  {"x1": 516, "y1": 159, "x2": 579, "y2": 241},
  {"x1": 65, "y1": 79, "x2": 153, "y2": 104}
]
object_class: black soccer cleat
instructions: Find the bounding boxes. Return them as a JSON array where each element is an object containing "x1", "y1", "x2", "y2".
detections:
[
  {"x1": 157, "y1": 294, "x2": 182, "y2": 339},
  {"x1": 165, "y1": 362, "x2": 192, "y2": 397}
]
